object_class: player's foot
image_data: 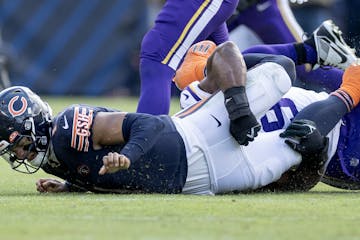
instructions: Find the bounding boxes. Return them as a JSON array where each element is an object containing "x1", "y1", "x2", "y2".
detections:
[
  {"x1": 173, "y1": 40, "x2": 216, "y2": 90},
  {"x1": 309, "y1": 20, "x2": 358, "y2": 70}
]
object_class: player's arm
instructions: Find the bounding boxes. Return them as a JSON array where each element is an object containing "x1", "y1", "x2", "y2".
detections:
[
  {"x1": 207, "y1": 41, "x2": 261, "y2": 145},
  {"x1": 92, "y1": 112, "x2": 166, "y2": 174},
  {"x1": 257, "y1": 119, "x2": 329, "y2": 192}
]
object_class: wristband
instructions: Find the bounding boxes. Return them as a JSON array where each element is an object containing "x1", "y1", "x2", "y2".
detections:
[{"x1": 224, "y1": 86, "x2": 251, "y2": 120}]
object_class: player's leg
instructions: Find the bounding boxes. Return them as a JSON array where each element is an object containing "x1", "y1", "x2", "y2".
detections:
[
  {"x1": 243, "y1": 20, "x2": 358, "y2": 92},
  {"x1": 137, "y1": 0, "x2": 238, "y2": 114},
  {"x1": 230, "y1": 1, "x2": 357, "y2": 94},
  {"x1": 228, "y1": 0, "x2": 304, "y2": 43}
]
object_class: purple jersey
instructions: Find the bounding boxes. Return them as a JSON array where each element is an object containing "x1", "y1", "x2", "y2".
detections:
[
  {"x1": 323, "y1": 105, "x2": 360, "y2": 189},
  {"x1": 42, "y1": 104, "x2": 187, "y2": 193}
]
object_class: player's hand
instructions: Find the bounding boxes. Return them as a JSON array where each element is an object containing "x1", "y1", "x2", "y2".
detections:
[
  {"x1": 230, "y1": 115, "x2": 261, "y2": 146},
  {"x1": 173, "y1": 40, "x2": 216, "y2": 90},
  {"x1": 36, "y1": 178, "x2": 68, "y2": 193},
  {"x1": 98, "y1": 152, "x2": 130, "y2": 175},
  {"x1": 224, "y1": 86, "x2": 261, "y2": 146},
  {"x1": 280, "y1": 119, "x2": 327, "y2": 155}
]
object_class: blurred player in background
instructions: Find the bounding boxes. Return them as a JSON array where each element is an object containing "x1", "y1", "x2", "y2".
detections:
[{"x1": 137, "y1": 0, "x2": 239, "y2": 115}]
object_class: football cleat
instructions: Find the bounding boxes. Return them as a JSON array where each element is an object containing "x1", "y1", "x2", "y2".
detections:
[
  {"x1": 173, "y1": 40, "x2": 216, "y2": 90},
  {"x1": 311, "y1": 20, "x2": 358, "y2": 70}
]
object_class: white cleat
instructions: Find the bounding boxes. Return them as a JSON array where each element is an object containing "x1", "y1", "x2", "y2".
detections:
[{"x1": 312, "y1": 20, "x2": 358, "y2": 70}]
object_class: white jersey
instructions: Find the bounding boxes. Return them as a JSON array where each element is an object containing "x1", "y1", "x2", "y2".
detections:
[{"x1": 174, "y1": 64, "x2": 340, "y2": 194}]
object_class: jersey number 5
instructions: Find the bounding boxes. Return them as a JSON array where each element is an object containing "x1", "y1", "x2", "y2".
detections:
[{"x1": 260, "y1": 98, "x2": 298, "y2": 132}]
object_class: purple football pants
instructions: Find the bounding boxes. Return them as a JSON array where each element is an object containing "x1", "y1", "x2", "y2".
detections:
[{"x1": 138, "y1": 0, "x2": 239, "y2": 114}]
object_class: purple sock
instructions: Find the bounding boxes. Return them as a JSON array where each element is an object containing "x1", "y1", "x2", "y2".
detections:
[
  {"x1": 243, "y1": 43, "x2": 298, "y2": 63},
  {"x1": 303, "y1": 43, "x2": 317, "y2": 65},
  {"x1": 136, "y1": 58, "x2": 174, "y2": 115}
]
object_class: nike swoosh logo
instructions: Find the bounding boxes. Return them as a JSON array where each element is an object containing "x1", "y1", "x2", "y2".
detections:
[
  {"x1": 256, "y1": 1, "x2": 271, "y2": 12},
  {"x1": 332, "y1": 45, "x2": 347, "y2": 64},
  {"x1": 246, "y1": 125, "x2": 261, "y2": 139},
  {"x1": 62, "y1": 115, "x2": 69, "y2": 129},
  {"x1": 210, "y1": 114, "x2": 222, "y2": 127},
  {"x1": 323, "y1": 38, "x2": 347, "y2": 64}
]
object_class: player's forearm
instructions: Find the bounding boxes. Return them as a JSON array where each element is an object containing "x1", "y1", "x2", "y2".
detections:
[{"x1": 120, "y1": 113, "x2": 165, "y2": 164}]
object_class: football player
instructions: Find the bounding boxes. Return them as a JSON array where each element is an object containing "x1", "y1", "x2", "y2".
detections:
[
  {"x1": 174, "y1": 23, "x2": 360, "y2": 191},
  {"x1": 1, "y1": 40, "x2": 360, "y2": 194},
  {"x1": 137, "y1": 0, "x2": 238, "y2": 115}
]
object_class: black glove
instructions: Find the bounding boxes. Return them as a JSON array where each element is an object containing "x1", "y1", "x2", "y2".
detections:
[
  {"x1": 280, "y1": 119, "x2": 329, "y2": 168},
  {"x1": 224, "y1": 86, "x2": 261, "y2": 146}
]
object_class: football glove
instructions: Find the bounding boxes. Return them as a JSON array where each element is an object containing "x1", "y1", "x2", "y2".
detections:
[
  {"x1": 224, "y1": 86, "x2": 261, "y2": 146},
  {"x1": 279, "y1": 119, "x2": 328, "y2": 156},
  {"x1": 173, "y1": 40, "x2": 216, "y2": 90}
]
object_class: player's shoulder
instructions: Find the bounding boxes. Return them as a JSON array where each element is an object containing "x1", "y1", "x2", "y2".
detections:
[
  {"x1": 55, "y1": 104, "x2": 119, "y2": 122},
  {"x1": 52, "y1": 104, "x2": 114, "y2": 152}
]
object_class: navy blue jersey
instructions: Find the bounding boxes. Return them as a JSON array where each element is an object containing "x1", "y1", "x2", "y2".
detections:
[{"x1": 42, "y1": 104, "x2": 187, "y2": 193}]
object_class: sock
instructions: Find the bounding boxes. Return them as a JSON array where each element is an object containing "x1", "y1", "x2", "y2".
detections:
[
  {"x1": 304, "y1": 35, "x2": 316, "y2": 49},
  {"x1": 243, "y1": 43, "x2": 298, "y2": 63},
  {"x1": 293, "y1": 42, "x2": 317, "y2": 65},
  {"x1": 303, "y1": 43, "x2": 318, "y2": 65}
]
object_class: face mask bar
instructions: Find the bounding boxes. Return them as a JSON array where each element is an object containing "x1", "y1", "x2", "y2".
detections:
[{"x1": 0, "y1": 132, "x2": 49, "y2": 174}]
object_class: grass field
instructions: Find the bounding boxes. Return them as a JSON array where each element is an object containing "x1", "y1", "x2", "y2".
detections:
[{"x1": 1, "y1": 96, "x2": 360, "y2": 240}]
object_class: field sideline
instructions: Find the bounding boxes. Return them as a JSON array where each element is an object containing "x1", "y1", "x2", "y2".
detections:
[{"x1": 0, "y1": 96, "x2": 359, "y2": 240}]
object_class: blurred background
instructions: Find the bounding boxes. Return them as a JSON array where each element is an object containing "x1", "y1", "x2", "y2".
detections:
[{"x1": 0, "y1": 0, "x2": 359, "y2": 96}]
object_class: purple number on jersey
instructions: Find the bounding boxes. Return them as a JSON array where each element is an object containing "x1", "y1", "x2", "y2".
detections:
[{"x1": 260, "y1": 98, "x2": 299, "y2": 132}]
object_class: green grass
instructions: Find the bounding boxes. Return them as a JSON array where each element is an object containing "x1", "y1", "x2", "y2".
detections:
[{"x1": 1, "y1": 96, "x2": 360, "y2": 240}]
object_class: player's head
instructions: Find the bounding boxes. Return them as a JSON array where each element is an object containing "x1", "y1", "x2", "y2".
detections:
[{"x1": 0, "y1": 86, "x2": 52, "y2": 173}]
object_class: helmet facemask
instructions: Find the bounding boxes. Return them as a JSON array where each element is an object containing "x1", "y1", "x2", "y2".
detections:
[{"x1": 0, "y1": 86, "x2": 52, "y2": 174}]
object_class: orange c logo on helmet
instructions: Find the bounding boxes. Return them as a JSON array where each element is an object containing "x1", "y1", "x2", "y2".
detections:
[{"x1": 8, "y1": 96, "x2": 28, "y2": 117}]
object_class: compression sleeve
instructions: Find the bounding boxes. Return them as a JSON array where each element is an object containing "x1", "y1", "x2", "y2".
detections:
[
  {"x1": 120, "y1": 113, "x2": 165, "y2": 164},
  {"x1": 293, "y1": 95, "x2": 347, "y2": 136}
]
